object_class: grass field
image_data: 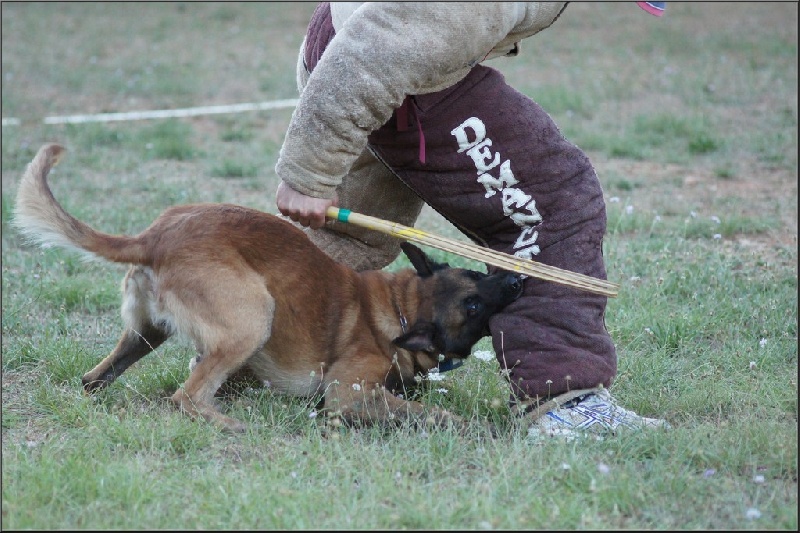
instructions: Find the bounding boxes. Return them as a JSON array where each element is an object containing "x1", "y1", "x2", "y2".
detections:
[{"x1": 1, "y1": 2, "x2": 797, "y2": 530}]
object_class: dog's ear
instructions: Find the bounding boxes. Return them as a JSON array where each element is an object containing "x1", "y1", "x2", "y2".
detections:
[
  {"x1": 401, "y1": 242, "x2": 449, "y2": 277},
  {"x1": 392, "y1": 321, "x2": 439, "y2": 353}
]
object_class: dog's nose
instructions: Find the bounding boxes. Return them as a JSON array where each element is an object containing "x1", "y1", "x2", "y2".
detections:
[{"x1": 504, "y1": 273, "x2": 524, "y2": 297}]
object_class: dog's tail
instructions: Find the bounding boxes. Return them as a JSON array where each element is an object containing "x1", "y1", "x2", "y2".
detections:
[{"x1": 13, "y1": 144, "x2": 149, "y2": 265}]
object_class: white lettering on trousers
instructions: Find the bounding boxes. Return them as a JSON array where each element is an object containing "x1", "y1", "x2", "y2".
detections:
[{"x1": 451, "y1": 117, "x2": 542, "y2": 260}]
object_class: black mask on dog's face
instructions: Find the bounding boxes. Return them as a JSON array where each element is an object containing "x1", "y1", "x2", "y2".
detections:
[{"x1": 393, "y1": 243, "x2": 523, "y2": 358}]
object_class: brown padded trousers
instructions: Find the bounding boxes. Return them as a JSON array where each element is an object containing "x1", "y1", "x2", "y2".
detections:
[{"x1": 300, "y1": 2, "x2": 616, "y2": 401}]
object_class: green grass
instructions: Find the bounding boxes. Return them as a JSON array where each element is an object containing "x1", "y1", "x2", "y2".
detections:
[
  {"x1": 139, "y1": 120, "x2": 197, "y2": 161},
  {"x1": 575, "y1": 113, "x2": 723, "y2": 163},
  {"x1": 210, "y1": 158, "x2": 259, "y2": 178},
  {"x1": 1, "y1": 2, "x2": 796, "y2": 530}
]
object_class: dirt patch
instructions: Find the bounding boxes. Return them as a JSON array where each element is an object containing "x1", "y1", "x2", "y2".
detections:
[{"x1": 599, "y1": 158, "x2": 796, "y2": 223}]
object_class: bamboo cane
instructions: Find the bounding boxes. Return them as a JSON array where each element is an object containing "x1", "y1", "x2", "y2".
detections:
[{"x1": 326, "y1": 207, "x2": 620, "y2": 298}]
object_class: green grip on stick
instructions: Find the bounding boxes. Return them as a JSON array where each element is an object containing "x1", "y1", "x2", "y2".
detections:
[{"x1": 336, "y1": 208, "x2": 351, "y2": 223}]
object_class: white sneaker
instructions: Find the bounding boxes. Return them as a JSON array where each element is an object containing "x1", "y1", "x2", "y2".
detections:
[{"x1": 526, "y1": 388, "x2": 670, "y2": 441}]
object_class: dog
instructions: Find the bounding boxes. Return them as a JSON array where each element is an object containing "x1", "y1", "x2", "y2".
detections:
[{"x1": 13, "y1": 144, "x2": 523, "y2": 432}]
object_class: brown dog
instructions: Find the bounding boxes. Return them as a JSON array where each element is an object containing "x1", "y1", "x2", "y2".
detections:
[{"x1": 13, "y1": 144, "x2": 523, "y2": 432}]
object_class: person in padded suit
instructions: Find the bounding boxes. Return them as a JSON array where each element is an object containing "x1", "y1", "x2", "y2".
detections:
[{"x1": 275, "y1": 2, "x2": 669, "y2": 438}]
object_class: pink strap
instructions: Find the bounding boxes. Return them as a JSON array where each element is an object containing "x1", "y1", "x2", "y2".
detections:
[{"x1": 415, "y1": 109, "x2": 426, "y2": 164}]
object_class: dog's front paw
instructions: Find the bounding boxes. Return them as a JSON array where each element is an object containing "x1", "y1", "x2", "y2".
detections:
[
  {"x1": 422, "y1": 408, "x2": 467, "y2": 431},
  {"x1": 424, "y1": 409, "x2": 497, "y2": 438}
]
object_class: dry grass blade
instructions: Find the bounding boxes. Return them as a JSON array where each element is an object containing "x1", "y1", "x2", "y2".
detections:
[{"x1": 326, "y1": 207, "x2": 620, "y2": 297}]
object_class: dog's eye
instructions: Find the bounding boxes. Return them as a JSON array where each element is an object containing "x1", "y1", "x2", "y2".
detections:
[{"x1": 465, "y1": 296, "x2": 484, "y2": 317}]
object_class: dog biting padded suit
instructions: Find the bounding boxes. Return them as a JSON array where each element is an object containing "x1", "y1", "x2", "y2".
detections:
[{"x1": 276, "y1": 2, "x2": 616, "y2": 401}]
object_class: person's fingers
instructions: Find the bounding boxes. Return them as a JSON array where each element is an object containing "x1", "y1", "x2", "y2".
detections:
[{"x1": 275, "y1": 182, "x2": 337, "y2": 228}]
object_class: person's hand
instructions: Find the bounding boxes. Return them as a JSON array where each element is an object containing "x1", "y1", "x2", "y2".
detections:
[{"x1": 276, "y1": 181, "x2": 338, "y2": 229}]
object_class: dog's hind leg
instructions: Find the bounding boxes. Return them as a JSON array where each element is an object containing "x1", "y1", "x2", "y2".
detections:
[
  {"x1": 169, "y1": 270, "x2": 274, "y2": 432},
  {"x1": 83, "y1": 266, "x2": 171, "y2": 392},
  {"x1": 82, "y1": 324, "x2": 170, "y2": 392}
]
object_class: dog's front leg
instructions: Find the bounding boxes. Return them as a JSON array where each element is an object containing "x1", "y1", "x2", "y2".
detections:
[{"x1": 324, "y1": 379, "x2": 465, "y2": 431}]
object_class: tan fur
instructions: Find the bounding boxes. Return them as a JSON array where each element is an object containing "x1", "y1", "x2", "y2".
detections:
[{"x1": 13, "y1": 144, "x2": 522, "y2": 432}]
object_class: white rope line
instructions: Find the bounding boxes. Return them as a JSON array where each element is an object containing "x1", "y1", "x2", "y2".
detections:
[{"x1": 1, "y1": 99, "x2": 299, "y2": 127}]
